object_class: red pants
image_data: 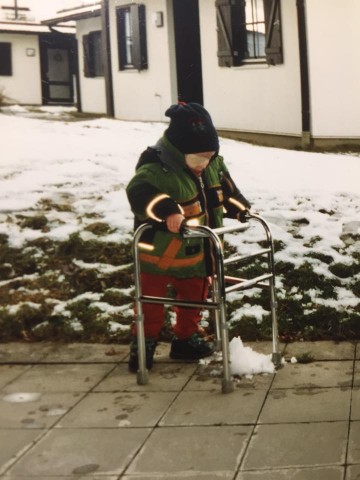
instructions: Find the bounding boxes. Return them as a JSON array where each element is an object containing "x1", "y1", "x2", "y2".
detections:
[{"x1": 134, "y1": 272, "x2": 209, "y2": 340}]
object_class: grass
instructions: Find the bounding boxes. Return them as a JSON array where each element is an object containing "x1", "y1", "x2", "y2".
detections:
[{"x1": 0, "y1": 221, "x2": 359, "y2": 343}]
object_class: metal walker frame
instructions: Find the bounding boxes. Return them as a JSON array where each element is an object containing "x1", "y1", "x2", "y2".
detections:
[{"x1": 132, "y1": 212, "x2": 282, "y2": 394}]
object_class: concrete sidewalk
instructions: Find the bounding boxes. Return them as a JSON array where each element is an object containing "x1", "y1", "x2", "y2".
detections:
[{"x1": 0, "y1": 340, "x2": 358, "y2": 479}]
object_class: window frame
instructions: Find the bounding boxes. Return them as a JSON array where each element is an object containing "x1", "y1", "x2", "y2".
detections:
[
  {"x1": 0, "y1": 42, "x2": 12, "y2": 76},
  {"x1": 116, "y1": 3, "x2": 148, "y2": 71},
  {"x1": 244, "y1": 0, "x2": 266, "y2": 62},
  {"x1": 216, "y1": 0, "x2": 283, "y2": 68},
  {"x1": 83, "y1": 30, "x2": 104, "y2": 78}
]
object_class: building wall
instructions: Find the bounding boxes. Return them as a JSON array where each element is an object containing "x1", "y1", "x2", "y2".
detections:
[
  {"x1": 0, "y1": 33, "x2": 42, "y2": 104},
  {"x1": 199, "y1": 0, "x2": 302, "y2": 138},
  {"x1": 306, "y1": 0, "x2": 360, "y2": 139},
  {"x1": 76, "y1": 16, "x2": 106, "y2": 114},
  {"x1": 109, "y1": 0, "x2": 176, "y2": 122}
]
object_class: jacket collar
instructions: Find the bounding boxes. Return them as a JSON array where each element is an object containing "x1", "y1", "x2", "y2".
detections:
[{"x1": 154, "y1": 135, "x2": 187, "y2": 172}]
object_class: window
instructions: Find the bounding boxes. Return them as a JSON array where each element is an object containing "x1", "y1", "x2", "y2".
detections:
[
  {"x1": 83, "y1": 31, "x2": 104, "y2": 77},
  {"x1": 0, "y1": 42, "x2": 12, "y2": 76},
  {"x1": 216, "y1": 0, "x2": 283, "y2": 67},
  {"x1": 245, "y1": 0, "x2": 266, "y2": 59},
  {"x1": 116, "y1": 4, "x2": 148, "y2": 71}
]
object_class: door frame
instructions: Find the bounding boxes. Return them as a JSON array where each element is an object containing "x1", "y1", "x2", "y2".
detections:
[
  {"x1": 172, "y1": 0, "x2": 203, "y2": 105},
  {"x1": 39, "y1": 33, "x2": 76, "y2": 105}
]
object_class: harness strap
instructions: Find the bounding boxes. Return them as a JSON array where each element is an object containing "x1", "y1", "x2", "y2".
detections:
[{"x1": 139, "y1": 237, "x2": 204, "y2": 271}]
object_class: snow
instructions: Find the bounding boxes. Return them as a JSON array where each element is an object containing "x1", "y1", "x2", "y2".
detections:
[
  {"x1": 1, "y1": 107, "x2": 358, "y2": 250},
  {"x1": 1, "y1": 106, "x2": 359, "y2": 375},
  {"x1": 229, "y1": 336, "x2": 275, "y2": 376},
  {"x1": 72, "y1": 259, "x2": 132, "y2": 275}
]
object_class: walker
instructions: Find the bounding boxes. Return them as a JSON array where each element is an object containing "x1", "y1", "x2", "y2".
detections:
[{"x1": 132, "y1": 212, "x2": 281, "y2": 394}]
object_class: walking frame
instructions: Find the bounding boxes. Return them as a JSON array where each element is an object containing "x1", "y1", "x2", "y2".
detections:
[{"x1": 132, "y1": 212, "x2": 282, "y2": 394}]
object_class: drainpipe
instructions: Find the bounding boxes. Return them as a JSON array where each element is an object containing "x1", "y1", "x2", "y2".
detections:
[
  {"x1": 101, "y1": 0, "x2": 115, "y2": 117},
  {"x1": 296, "y1": 0, "x2": 312, "y2": 149}
]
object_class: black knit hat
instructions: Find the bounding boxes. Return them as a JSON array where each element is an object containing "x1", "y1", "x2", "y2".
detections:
[{"x1": 165, "y1": 103, "x2": 219, "y2": 154}]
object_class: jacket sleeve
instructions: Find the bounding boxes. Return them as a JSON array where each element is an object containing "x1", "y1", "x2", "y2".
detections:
[
  {"x1": 126, "y1": 168, "x2": 182, "y2": 223},
  {"x1": 219, "y1": 159, "x2": 251, "y2": 219}
]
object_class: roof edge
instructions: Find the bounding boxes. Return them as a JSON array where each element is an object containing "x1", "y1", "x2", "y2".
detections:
[{"x1": 42, "y1": 4, "x2": 102, "y2": 25}]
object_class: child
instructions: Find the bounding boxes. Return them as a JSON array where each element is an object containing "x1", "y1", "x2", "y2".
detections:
[{"x1": 126, "y1": 102, "x2": 251, "y2": 372}]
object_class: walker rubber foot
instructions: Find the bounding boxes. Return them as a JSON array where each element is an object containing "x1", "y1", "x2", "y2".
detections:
[
  {"x1": 272, "y1": 352, "x2": 282, "y2": 369},
  {"x1": 222, "y1": 379, "x2": 234, "y2": 394},
  {"x1": 137, "y1": 369, "x2": 149, "y2": 385}
]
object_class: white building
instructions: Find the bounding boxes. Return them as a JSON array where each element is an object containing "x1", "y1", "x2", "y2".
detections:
[
  {"x1": 41, "y1": 0, "x2": 360, "y2": 148},
  {"x1": 0, "y1": 1, "x2": 75, "y2": 105}
]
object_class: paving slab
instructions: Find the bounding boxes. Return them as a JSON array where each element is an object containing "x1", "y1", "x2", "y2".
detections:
[
  {"x1": 272, "y1": 361, "x2": 353, "y2": 389},
  {"x1": 6, "y1": 428, "x2": 151, "y2": 476},
  {"x1": 94, "y1": 362, "x2": 197, "y2": 392},
  {"x1": 354, "y1": 361, "x2": 360, "y2": 387},
  {"x1": 3, "y1": 477, "x2": 118, "y2": 480},
  {"x1": 346, "y1": 465, "x2": 360, "y2": 480},
  {"x1": 0, "y1": 391, "x2": 85, "y2": 429},
  {"x1": 126, "y1": 425, "x2": 252, "y2": 475},
  {"x1": 184, "y1": 364, "x2": 274, "y2": 391},
  {"x1": 259, "y1": 387, "x2": 351, "y2": 423},
  {"x1": 160, "y1": 388, "x2": 267, "y2": 426},
  {"x1": 242, "y1": 422, "x2": 348, "y2": 470},
  {"x1": 351, "y1": 388, "x2": 360, "y2": 421},
  {"x1": 1, "y1": 364, "x2": 115, "y2": 393},
  {"x1": 236, "y1": 466, "x2": 344, "y2": 479},
  {"x1": 0, "y1": 342, "x2": 53, "y2": 364},
  {"x1": 347, "y1": 421, "x2": 360, "y2": 464},
  {"x1": 41, "y1": 343, "x2": 128, "y2": 363},
  {"x1": 0, "y1": 428, "x2": 45, "y2": 475},
  {"x1": 57, "y1": 391, "x2": 177, "y2": 428},
  {"x1": 0, "y1": 365, "x2": 30, "y2": 390},
  {"x1": 123, "y1": 474, "x2": 233, "y2": 479},
  {"x1": 284, "y1": 341, "x2": 355, "y2": 361}
]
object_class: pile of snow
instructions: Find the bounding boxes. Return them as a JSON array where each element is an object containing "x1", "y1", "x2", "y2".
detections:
[{"x1": 229, "y1": 336, "x2": 275, "y2": 376}]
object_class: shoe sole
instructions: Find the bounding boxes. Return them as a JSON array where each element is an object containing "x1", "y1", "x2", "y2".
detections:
[{"x1": 169, "y1": 350, "x2": 213, "y2": 360}]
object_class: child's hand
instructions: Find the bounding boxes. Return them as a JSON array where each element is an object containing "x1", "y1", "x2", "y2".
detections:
[{"x1": 166, "y1": 214, "x2": 186, "y2": 233}]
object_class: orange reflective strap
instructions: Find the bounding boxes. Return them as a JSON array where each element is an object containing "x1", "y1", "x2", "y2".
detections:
[
  {"x1": 157, "y1": 238, "x2": 183, "y2": 270},
  {"x1": 139, "y1": 237, "x2": 204, "y2": 271}
]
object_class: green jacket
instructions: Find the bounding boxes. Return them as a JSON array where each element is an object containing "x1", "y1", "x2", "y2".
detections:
[{"x1": 126, "y1": 135, "x2": 250, "y2": 278}]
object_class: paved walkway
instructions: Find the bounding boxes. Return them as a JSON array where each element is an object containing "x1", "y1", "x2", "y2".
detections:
[{"x1": 0, "y1": 340, "x2": 358, "y2": 479}]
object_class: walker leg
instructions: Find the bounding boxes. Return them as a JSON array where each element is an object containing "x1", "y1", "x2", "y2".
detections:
[
  {"x1": 219, "y1": 303, "x2": 234, "y2": 394},
  {"x1": 267, "y1": 238, "x2": 282, "y2": 369},
  {"x1": 270, "y1": 298, "x2": 282, "y2": 368},
  {"x1": 137, "y1": 369, "x2": 149, "y2": 385},
  {"x1": 136, "y1": 312, "x2": 149, "y2": 385},
  {"x1": 212, "y1": 277, "x2": 222, "y2": 351},
  {"x1": 272, "y1": 352, "x2": 282, "y2": 368}
]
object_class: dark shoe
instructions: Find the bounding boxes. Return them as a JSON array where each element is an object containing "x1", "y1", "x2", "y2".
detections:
[
  {"x1": 170, "y1": 333, "x2": 213, "y2": 360},
  {"x1": 128, "y1": 337, "x2": 157, "y2": 373}
]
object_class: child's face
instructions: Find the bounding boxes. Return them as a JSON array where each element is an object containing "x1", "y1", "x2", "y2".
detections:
[{"x1": 185, "y1": 151, "x2": 215, "y2": 176}]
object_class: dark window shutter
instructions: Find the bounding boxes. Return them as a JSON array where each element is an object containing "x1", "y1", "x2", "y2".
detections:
[
  {"x1": 117, "y1": 8, "x2": 127, "y2": 70},
  {"x1": 0, "y1": 42, "x2": 12, "y2": 76},
  {"x1": 264, "y1": 0, "x2": 283, "y2": 65},
  {"x1": 89, "y1": 31, "x2": 104, "y2": 77},
  {"x1": 83, "y1": 34, "x2": 94, "y2": 77},
  {"x1": 216, "y1": 0, "x2": 246, "y2": 67},
  {"x1": 131, "y1": 4, "x2": 148, "y2": 70}
]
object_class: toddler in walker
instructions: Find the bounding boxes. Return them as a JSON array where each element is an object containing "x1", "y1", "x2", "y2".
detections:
[{"x1": 126, "y1": 102, "x2": 251, "y2": 372}]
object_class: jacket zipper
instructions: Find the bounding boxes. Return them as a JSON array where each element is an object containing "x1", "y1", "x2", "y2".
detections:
[{"x1": 198, "y1": 175, "x2": 209, "y2": 226}]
